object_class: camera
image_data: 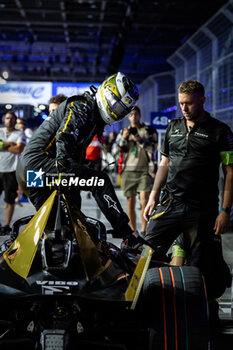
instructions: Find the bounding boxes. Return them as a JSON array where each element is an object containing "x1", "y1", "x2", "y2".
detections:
[{"x1": 129, "y1": 127, "x2": 138, "y2": 135}]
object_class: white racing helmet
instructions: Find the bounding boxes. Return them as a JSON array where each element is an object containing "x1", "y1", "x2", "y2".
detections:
[{"x1": 96, "y1": 72, "x2": 139, "y2": 125}]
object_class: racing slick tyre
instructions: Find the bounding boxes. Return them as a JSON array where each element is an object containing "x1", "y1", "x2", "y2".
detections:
[{"x1": 142, "y1": 266, "x2": 209, "y2": 350}]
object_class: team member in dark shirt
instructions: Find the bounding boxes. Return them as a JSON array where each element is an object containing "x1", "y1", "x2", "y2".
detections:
[
  {"x1": 16, "y1": 72, "x2": 139, "y2": 238},
  {"x1": 143, "y1": 80, "x2": 233, "y2": 299}
]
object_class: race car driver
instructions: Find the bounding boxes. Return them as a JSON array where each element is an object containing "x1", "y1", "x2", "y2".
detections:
[{"x1": 16, "y1": 72, "x2": 139, "y2": 238}]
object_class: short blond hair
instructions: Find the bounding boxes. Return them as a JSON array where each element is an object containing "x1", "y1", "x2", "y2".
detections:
[{"x1": 178, "y1": 80, "x2": 205, "y2": 96}]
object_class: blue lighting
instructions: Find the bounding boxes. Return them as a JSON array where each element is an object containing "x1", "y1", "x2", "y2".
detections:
[
  {"x1": 222, "y1": 88, "x2": 226, "y2": 93},
  {"x1": 162, "y1": 105, "x2": 177, "y2": 113},
  {"x1": 42, "y1": 114, "x2": 48, "y2": 120}
]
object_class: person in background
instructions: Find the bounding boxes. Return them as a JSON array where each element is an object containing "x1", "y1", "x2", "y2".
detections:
[
  {"x1": 48, "y1": 94, "x2": 67, "y2": 115},
  {"x1": 85, "y1": 134, "x2": 106, "y2": 172},
  {"x1": 16, "y1": 117, "x2": 34, "y2": 144},
  {"x1": 0, "y1": 112, "x2": 26, "y2": 234},
  {"x1": 15, "y1": 117, "x2": 34, "y2": 205},
  {"x1": 142, "y1": 80, "x2": 233, "y2": 301},
  {"x1": 115, "y1": 106, "x2": 158, "y2": 236},
  {"x1": 16, "y1": 72, "x2": 139, "y2": 239},
  {"x1": 102, "y1": 132, "x2": 118, "y2": 187},
  {"x1": 85, "y1": 134, "x2": 106, "y2": 198},
  {"x1": 105, "y1": 131, "x2": 117, "y2": 154}
]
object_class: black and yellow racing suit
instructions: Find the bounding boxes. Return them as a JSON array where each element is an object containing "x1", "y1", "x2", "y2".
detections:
[{"x1": 16, "y1": 92, "x2": 131, "y2": 236}]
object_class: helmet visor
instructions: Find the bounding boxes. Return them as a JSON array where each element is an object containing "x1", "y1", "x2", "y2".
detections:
[
  {"x1": 122, "y1": 75, "x2": 139, "y2": 101},
  {"x1": 105, "y1": 89, "x2": 132, "y2": 120}
]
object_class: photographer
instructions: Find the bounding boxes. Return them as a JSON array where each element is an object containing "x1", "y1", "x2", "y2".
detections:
[{"x1": 115, "y1": 106, "x2": 158, "y2": 235}]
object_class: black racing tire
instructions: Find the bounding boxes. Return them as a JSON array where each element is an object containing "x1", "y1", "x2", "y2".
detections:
[{"x1": 142, "y1": 266, "x2": 209, "y2": 350}]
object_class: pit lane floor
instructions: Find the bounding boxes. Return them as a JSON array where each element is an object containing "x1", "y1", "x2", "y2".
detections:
[{"x1": 0, "y1": 189, "x2": 233, "y2": 348}]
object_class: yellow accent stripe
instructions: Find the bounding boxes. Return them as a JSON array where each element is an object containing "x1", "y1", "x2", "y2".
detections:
[
  {"x1": 45, "y1": 134, "x2": 56, "y2": 153},
  {"x1": 59, "y1": 101, "x2": 74, "y2": 134},
  {"x1": 160, "y1": 151, "x2": 169, "y2": 157},
  {"x1": 125, "y1": 245, "x2": 153, "y2": 309},
  {"x1": 150, "y1": 199, "x2": 173, "y2": 220},
  {"x1": 44, "y1": 101, "x2": 74, "y2": 153},
  {"x1": 150, "y1": 210, "x2": 166, "y2": 220}
]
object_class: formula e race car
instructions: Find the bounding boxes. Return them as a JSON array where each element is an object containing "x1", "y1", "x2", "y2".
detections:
[{"x1": 0, "y1": 190, "x2": 210, "y2": 350}]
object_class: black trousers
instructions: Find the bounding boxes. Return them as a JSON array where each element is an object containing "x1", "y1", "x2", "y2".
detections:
[
  {"x1": 146, "y1": 198, "x2": 231, "y2": 299},
  {"x1": 16, "y1": 158, "x2": 130, "y2": 234},
  {"x1": 0, "y1": 171, "x2": 18, "y2": 204}
]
